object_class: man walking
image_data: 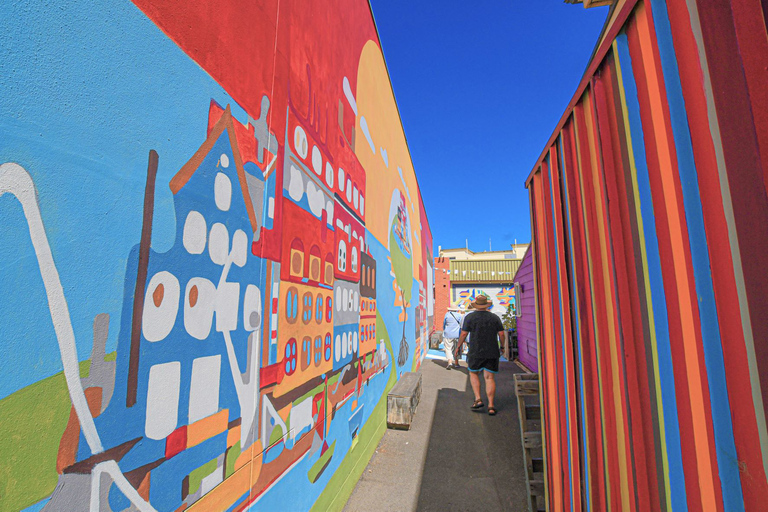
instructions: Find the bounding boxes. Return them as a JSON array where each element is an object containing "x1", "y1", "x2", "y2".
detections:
[
  {"x1": 442, "y1": 306, "x2": 464, "y2": 369},
  {"x1": 456, "y1": 296, "x2": 505, "y2": 416}
]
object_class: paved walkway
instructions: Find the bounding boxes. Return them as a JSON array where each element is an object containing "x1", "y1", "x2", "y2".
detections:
[{"x1": 344, "y1": 354, "x2": 529, "y2": 512}]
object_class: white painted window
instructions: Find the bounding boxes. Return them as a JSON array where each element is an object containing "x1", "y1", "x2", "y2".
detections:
[
  {"x1": 338, "y1": 240, "x2": 347, "y2": 272},
  {"x1": 184, "y1": 277, "x2": 216, "y2": 340},
  {"x1": 142, "y1": 271, "x2": 180, "y2": 342},
  {"x1": 231, "y1": 229, "x2": 248, "y2": 267},
  {"x1": 208, "y1": 223, "x2": 230, "y2": 266},
  {"x1": 215, "y1": 281, "x2": 240, "y2": 332},
  {"x1": 312, "y1": 146, "x2": 322, "y2": 176},
  {"x1": 189, "y1": 355, "x2": 221, "y2": 423},
  {"x1": 294, "y1": 125, "x2": 308, "y2": 159},
  {"x1": 243, "y1": 284, "x2": 262, "y2": 331},
  {"x1": 183, "y1": 211, "x2": 207, "y2": 254},
  {"x1": 145, "y1": 362, "x2": 181, "y2": 439},
  {"x1": 214, "y1": 172, "x2": 232, "y2": 211},
  {"x1": 325, "y1": 161, "x2": 334, "y2": 188}
]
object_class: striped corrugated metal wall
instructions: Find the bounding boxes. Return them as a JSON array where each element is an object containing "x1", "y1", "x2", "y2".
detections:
[{"x1": 526, "y1": 0, "x2": 768, "y2": 510}]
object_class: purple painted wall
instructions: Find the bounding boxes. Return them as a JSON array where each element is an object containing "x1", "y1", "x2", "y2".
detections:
[{"x1": 514, "y1": 247, "x2": 537, "y2": 372}]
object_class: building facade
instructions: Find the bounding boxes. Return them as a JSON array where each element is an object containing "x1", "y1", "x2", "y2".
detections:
[
  {"x1": 432, "y1": 247, "x2": 527, "y2": 333},
  {"x1": 512, "y1": 247, "x2": 537, "y2": 372}
]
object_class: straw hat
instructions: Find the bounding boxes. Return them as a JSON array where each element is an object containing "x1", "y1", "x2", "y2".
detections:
[{"x1": 471, "y1": 295, "x2": 493, "y2": 310}]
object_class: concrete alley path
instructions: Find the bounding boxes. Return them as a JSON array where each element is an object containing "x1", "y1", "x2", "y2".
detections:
[{"x1": 344, "y1": 356, "x2": 529, "y2": 512}]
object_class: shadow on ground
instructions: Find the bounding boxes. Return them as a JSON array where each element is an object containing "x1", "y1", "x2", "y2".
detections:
[
  {"x1": 344, "y1": 356, "x2": 529, "y2": 511},
  {"x1": 415, "y1": 360, "x2": 528, "y2": 511}
]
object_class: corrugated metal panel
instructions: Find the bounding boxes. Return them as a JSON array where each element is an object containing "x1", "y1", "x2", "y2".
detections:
[
  {"x1": 448, "y1": 259, "x2": 521, "y2": 283},
  {"x1": 526, "y1": 0, "x2": 768, "y2": 509}
]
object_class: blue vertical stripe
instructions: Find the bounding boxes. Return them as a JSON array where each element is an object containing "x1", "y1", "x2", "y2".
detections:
[
  {"x1": 546, "y1": 150, "x2": 576, "y2": 511},
  {"x1": 559, "y1": 136, "x2": 591, "y2": 511},
  {"x1": 615, "y1": 31, "x2": 688, "y2": 510},
  {"x1": 648, "y1": 1, "x2": 744, "y2": 509}
]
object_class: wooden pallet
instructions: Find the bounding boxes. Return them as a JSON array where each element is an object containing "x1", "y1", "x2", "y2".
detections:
[{"x1": 514, "y1": 373, "x2": 545, "y2": 512}]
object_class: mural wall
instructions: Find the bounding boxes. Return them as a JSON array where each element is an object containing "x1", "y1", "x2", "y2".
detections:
[
  {"x1": 0, "y1": 1, "x2": 432, "y2": 511},
  {"x1": 451, "y1": 285, "x2": 515, "y2": 317},
  {"x1": 527, "y1": 0, "x2": 768, "y2": 510}
]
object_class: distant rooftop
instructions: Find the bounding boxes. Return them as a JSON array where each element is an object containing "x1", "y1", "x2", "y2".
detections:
[
  {"x1": 448, "y1": 259, "x2": 522, "y2": 283},
  {"x1": 438, "y1": 244, "x2": 529, "y2": 261}
]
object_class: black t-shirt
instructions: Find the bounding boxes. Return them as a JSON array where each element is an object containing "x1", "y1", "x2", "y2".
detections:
[{"x1": 462, "y1": 311, "x2": 503, "y2": 359}]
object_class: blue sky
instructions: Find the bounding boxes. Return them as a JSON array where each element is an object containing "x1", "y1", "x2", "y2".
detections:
[{"x1": 369, "y1": 1, "x2": 609, "y2": 255}]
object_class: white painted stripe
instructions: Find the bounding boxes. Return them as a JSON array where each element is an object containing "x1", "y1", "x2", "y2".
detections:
[{"x1": 0, "y1": 163, "x2": 104, "y2": 454}]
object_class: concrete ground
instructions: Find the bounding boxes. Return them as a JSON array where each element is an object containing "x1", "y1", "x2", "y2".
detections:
[{"x1": 344, "y1": 354, "x2": 529, "y2": 512}]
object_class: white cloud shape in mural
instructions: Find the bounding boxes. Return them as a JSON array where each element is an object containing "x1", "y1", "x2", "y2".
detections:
[
  {"x1": 343, "y1": 76, "x2": 358, "y2": 115},
  {"x1": 360, "y1": 116, "x2": 376, "y2": 155}
]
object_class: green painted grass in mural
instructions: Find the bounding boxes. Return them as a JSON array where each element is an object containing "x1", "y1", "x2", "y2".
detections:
[
  {"x1": 0, "y1": 361, "x2": 90, "y2": 511},
  {"x1": 389, "y1": 229, "x2": 413, "y2": 304},
  {"x1": 309, "y1": 311, "x2": 398, "y2": 512},
  {"x1": 225, "y1": 441, "x2": 241, "y2": 479},
  {"x1": 308, "y1": 440, "x2": 336, "y2": 483},
  {"x1": 188, "y1": 458, "x2": 219, "y2": 495}
]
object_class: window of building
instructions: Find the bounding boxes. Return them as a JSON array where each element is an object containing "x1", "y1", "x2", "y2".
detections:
[
  {"x1": 285, "y1": 287, "x2": 299, "y2": 324},
  {"x1": 302, "y1": 293, "x2": 313, "y2": 324},
  {"x1": 338, "y1": 240, "x2": 347, "y2": 272},
  {"x1": 314, "y1": 336, "x2": 322, "y2": 367},
  {"x1": 301, "y1": 336, "x2": 312, "y2": 371},
  {"x1": 315, "y1": 293, "x2": 323, "y2": 324},
  {"x1": 285, "y1": 339, "x2": 297, "y2": 375},
  {"x1": 324, "y1": 334, "x2": 332, "y2": 361}
]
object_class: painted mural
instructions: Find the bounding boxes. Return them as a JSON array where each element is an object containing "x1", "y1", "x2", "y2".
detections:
[
  {"x1": 527, "y1": 0, "x2": 768, "y2": 510},
  {"x1": 452, "y1": 286, "x2": 515, "y2": 316},
  {"x1": 0, "y1": 1, "x2": 432, "y2": 511}
]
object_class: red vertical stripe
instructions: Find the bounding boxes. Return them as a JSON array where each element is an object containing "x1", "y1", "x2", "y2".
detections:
[{"x1": 664, "y1": 1, "x2": 768, "y2": 506}]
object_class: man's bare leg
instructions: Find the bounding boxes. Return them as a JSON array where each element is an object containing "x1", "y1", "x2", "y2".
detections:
[
  {"x1": 469, "y1": 371, "x2": 483, "y2": 403},
  {"x1": 484, "y1": 372, "x2": 496, "y2": 409}
]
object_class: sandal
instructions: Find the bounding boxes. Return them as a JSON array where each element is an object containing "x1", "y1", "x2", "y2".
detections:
[
  {"x1": 488, "y1": 407, "x2": 497, "y2": 416},
  {"x1": 471, "y1": 399, "x2": 485, "y2": 410}
]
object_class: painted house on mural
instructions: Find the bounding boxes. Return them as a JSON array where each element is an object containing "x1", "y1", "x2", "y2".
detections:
[
  {"x1": 511, "y1": 247, "x2": 536, "y2": 372},
  {"x1": 433, "y1": 246, "x2": 527, "y2": 333},
  {"x1": 527, "y1": 0, "x2": 768, "y2": 510},
  {"x1": 0, "y1": 1, "x2": 433, "y2": 511}
]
